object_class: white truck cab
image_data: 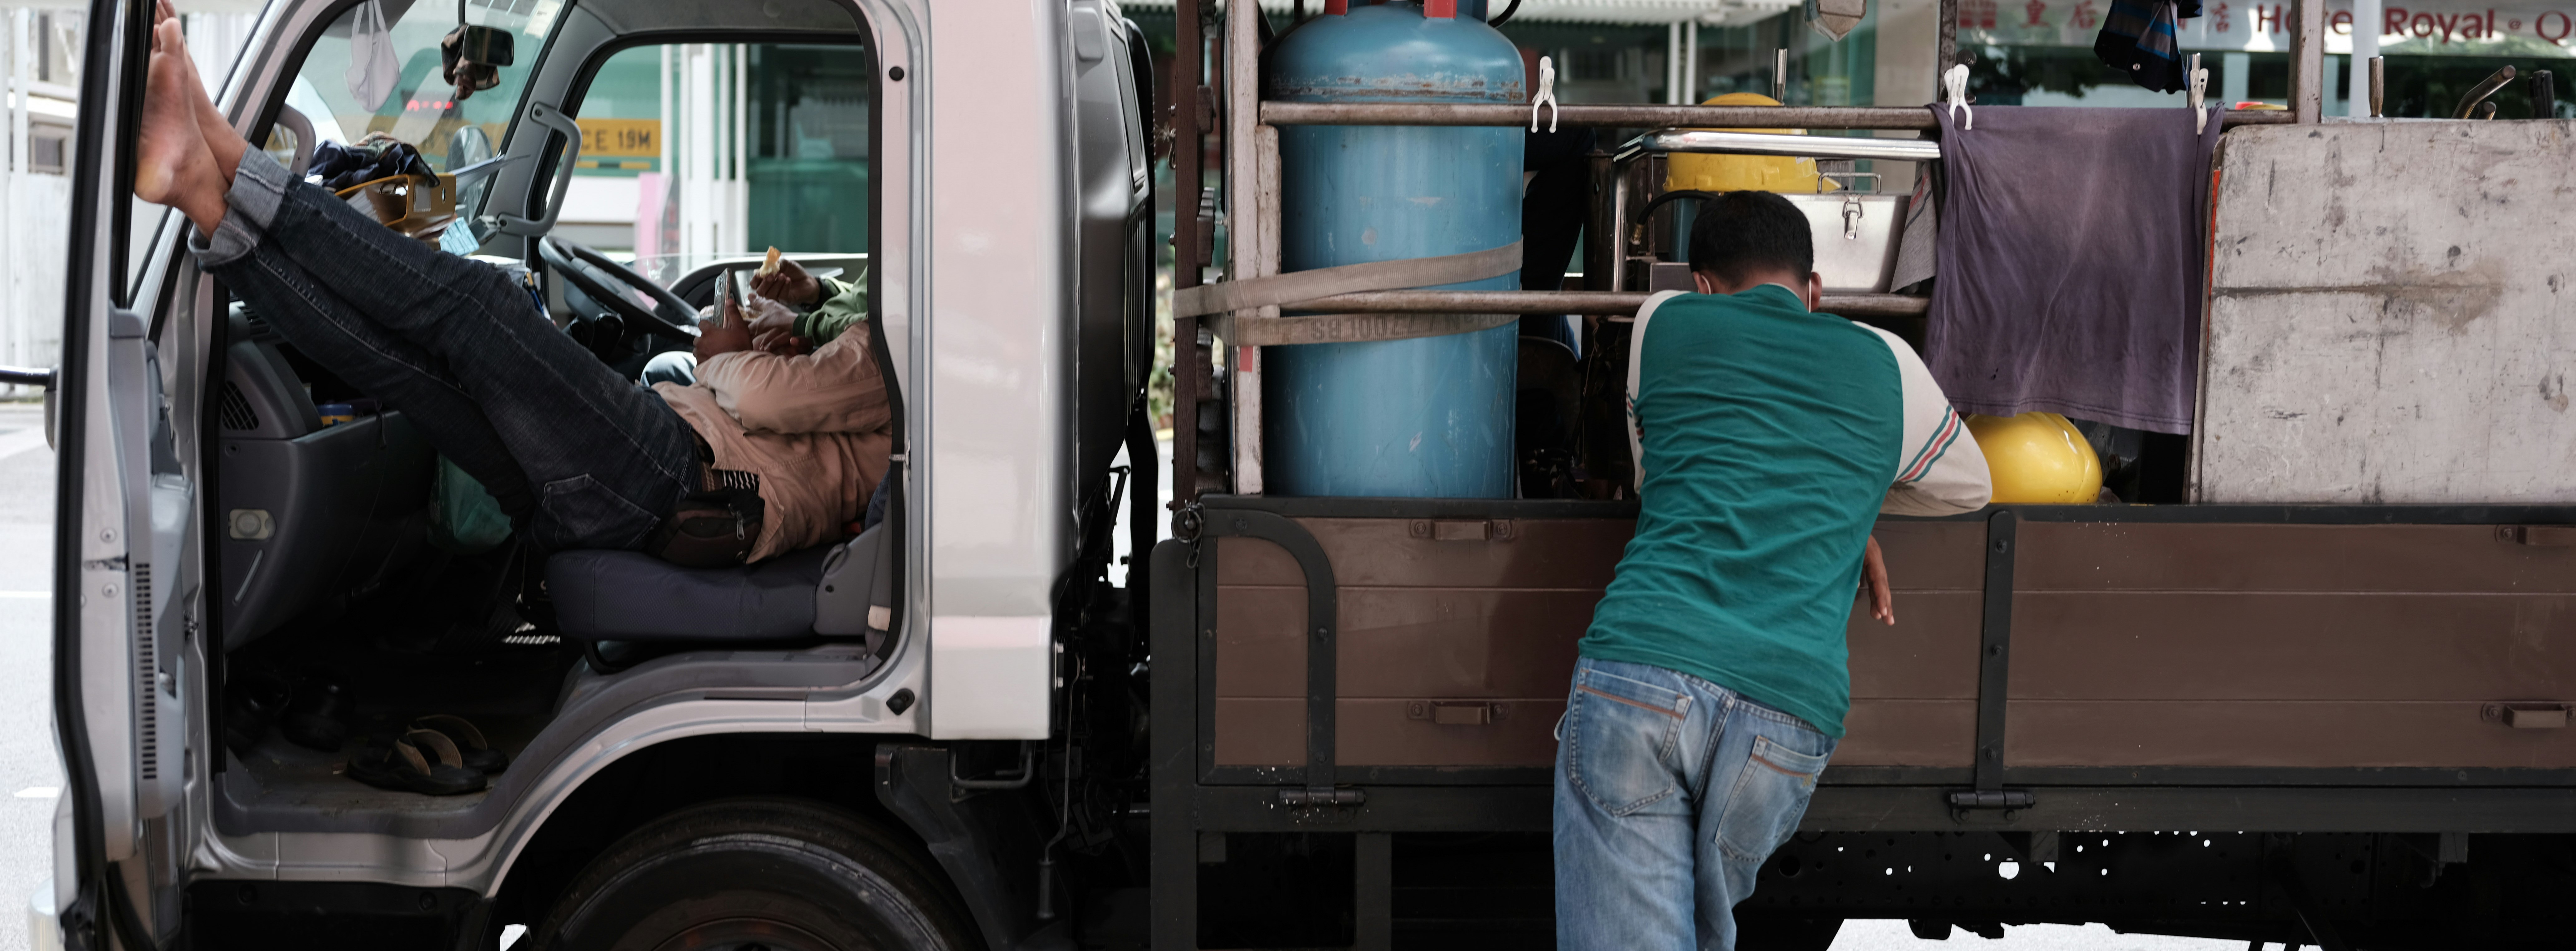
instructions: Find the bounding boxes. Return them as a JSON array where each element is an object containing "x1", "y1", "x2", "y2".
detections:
[{"x1": 43, "y1": 0, "x2": 1154, "y2": 947}]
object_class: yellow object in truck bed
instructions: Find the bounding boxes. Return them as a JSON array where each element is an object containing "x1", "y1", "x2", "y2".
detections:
[
  {"x1": 1964, "y1": 411, "x2": 2104, "y2": 504},
  {"x1": 1662, "y1": 92, "x2": 1842, "y2": 195}
]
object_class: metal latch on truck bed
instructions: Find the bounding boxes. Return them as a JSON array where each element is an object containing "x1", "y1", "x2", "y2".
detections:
[
  {"x1": 2482, "y1": 703, "x2": 2572, "y2": 729},
  {"x1": 2498, "y1": 525, "x2": 2576, "y2": 546}
]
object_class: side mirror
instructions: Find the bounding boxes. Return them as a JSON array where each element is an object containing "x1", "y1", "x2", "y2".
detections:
[
  {"x1": 440, "y1": 26, "x2": 515, "y2": 99},
  {"x1": 446, "y1": 124, "x2": 494, "y2": 168}
]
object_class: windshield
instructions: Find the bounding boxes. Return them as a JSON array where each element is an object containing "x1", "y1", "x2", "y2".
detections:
[{"x1": 273, "y1": 0, "x2": 564, "y2": 210}]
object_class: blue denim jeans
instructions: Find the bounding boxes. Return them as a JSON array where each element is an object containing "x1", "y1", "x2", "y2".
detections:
[
  {"x1": 189, "y1": 151, "x2": 700, "y2": 553},
  {"x1": 1554, "y1": 656, "x2": 1838, "y2": 951}
]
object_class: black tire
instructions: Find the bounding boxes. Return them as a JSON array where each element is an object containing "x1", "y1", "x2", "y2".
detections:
[{"x1": 529, "y1": 797, "x2": 976, "y2": 951}]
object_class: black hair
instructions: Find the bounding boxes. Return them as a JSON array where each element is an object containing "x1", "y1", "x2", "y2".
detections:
[{"x1": 1686, "y1": 190, "x2": 1814, "y2": 287}]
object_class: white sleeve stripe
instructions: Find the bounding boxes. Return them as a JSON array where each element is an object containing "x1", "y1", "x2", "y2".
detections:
[{"x1": 1624, "y1": 290, "x2": 1687, "y2": 495}]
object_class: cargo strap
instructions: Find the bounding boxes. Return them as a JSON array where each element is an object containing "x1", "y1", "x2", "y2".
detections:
[{"x1": 1173, "y1": 238, "x2": 1523, "y2": 325}]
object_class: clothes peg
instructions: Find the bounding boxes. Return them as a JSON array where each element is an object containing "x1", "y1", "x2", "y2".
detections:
[
  {"x1": 1530, "y1": 55, "x2": 1559, "y2": 132},
  {"x1": 2188, "y1": 53, "x2": 2209, "y2": 134},
  {"x1": 1943, "y1": 63, "x2": 1974, "y2": 130}
]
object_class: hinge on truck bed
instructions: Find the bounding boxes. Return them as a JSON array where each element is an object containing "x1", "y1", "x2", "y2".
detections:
[
  {"x1": 1945, "y1": 790, "x2": 2036, "y2": 810},
  {"x1": 1277, "y1": 786, "x2": 1365, "y2": 809},
  {"x1": 1945, "y1": 788, "x2": 2038, "y2": 823}
]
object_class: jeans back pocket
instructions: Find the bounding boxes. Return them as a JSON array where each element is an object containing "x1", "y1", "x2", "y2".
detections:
[
  {"x1": 1714, "y1": 733, "x2": 1833, "y2": 863},
  {"x1": 536, "y1": 474, "x2": 661, "y2": 552},
  {"x1": 1563, "y1": 671, "x2": 1693, "y2": 817}
]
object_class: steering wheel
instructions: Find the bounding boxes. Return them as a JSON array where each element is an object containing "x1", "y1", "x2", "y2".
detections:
[{"x1": 538, "y1": 237, "x2": 701, "y2": 345}]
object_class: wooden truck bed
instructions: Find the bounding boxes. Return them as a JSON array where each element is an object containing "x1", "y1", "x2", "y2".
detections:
[{"x1": 1189, "y1": 499, "x2": 2576, "y2": 785}]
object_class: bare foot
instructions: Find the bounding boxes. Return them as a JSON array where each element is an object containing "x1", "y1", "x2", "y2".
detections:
[
  {"x1": 134, "y1": 18, "x2": 225, "y2": 234},
  {"x1": 155, "y1": 0, "x2": 248, "y2": 182}
]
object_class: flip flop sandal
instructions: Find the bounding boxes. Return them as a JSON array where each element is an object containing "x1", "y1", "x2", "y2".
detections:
[
  {"x1": 413, "y1": 714, "x2": 509, "y2": 774},
  {"x1": 346, "y1": 729, "x2": 487, "y2": 796}
]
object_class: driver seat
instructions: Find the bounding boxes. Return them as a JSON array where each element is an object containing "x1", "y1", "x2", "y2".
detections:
[
  {"x1": 547, "y1": 522, "x2": 894, "y2": 645},
  {"x1": 536, "y1": 249, "x2": 909, "y2": 659}
]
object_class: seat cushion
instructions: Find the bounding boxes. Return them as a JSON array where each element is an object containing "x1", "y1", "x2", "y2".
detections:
[{"x1": 548, "y1": 545, "x2": 832, "y2": 641}]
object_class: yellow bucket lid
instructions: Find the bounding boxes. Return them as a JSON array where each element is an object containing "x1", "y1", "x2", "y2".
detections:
[{"x1": 1663, "y1": 93, "x2": 1839, "y2": 195}]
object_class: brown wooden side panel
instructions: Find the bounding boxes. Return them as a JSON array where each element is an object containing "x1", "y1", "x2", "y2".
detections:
[
  {"x1": 1213, "y1": 698, "x2": 1303, "y2": 766},
  {"x1": 1339, "y1": 699, "x2": 1565, "y2": 766},
  {"x1": 1218, "y1": 585, "x2": 1988, "y2": 702},
  {"x1": 1210, "y1": 516, "x2": 1989, "y2": 768},
  {"x1": 1217, "y1": 699, "x2": 1975, "y2": 768},
  {"x1": 2013, "y1": 593, "x2": 2576, "y2": 702},
  {"x1": 1837, "y1": 700, "x2": 1977, "y2": 767},
  {"x1": 1846, "y1": 591, "x2": 1984, "y2": 700},
  {"x1": 1216, "y1": 519, "x2": 1635, "y2": 588},
  {"x1": 1212, "y1": 585, "x2": 1305, "y2": 700},
  {"x1": 2017, "y1": 523, "x2": 2576, "y2": 593},
  {"x1": 1212, "y1": 698, "x2": 1564, "y2": 767},
  {"x1": 2008, "y1": 701, "x2": 2576, "y2": 768}
]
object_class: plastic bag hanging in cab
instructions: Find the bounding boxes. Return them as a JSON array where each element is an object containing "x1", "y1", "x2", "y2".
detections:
[{"x1": 345, "y1": 0, "x2": 399, "y2": 111}]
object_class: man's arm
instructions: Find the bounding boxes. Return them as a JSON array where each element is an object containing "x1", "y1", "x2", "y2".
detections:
[
  {"x1": 698, "y1": 325, "x2": 891, "y2": 434},
  {"x1": 1866, "y1": 326, "x2": 1992, "y2": 516},
  {"x1": 793, "y1": 274, "x2": 869, "y2": 345}
]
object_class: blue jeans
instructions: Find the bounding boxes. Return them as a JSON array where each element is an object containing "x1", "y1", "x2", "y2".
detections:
[
  {"x1": 1554, "y1": 656, "x2": 1838, "y2": 951},
  {"x1": 190, "y1": 152, "x2": 700, "y2": 553},
  {"x1": 639, "y1": 350, "x2": 698, "y2": 387}
]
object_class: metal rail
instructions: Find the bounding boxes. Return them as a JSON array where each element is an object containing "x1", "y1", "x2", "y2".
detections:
[
  {"x1": 1261, "y1": 101, "x2": 2304, "y2": 131},
  {"x1": 1626, "y1": 129, "x2": 1943, "y2": 162},
  {"x1": 1286, "y1": 290, "x2": 1930, "y2": 319}
]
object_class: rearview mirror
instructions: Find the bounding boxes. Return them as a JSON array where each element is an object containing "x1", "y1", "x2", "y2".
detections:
[{"x1": 440, "y1": 25, "x2": 514, "y2": 99}]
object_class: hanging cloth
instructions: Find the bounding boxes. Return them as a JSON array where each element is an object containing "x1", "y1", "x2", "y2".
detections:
[
  {"x1": 344, "y1": 0, "x2": 400, "y2": 112},
  {"x1": 1921, "y1": 104, "x2": 2222, "y2": 434},
  {"x1": 2094, "y1": 0, "x2": 2188, "y2": 92}
]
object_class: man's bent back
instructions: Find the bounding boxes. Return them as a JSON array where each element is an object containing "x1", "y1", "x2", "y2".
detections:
[{"x1": 1554, "y1": 191, "x2": 1991, "y2": 950}]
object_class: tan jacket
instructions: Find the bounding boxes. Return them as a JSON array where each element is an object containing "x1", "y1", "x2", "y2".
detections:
[{"x1": 653, "y1": 326, "x2": 893, "y2": 562}]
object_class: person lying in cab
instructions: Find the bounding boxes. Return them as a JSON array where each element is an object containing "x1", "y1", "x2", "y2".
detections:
[{"x1": 131, "y1": 6, "x2": 890, "y2": 569}]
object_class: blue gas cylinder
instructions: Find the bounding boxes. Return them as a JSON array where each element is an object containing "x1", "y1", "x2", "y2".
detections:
[{"x1": 1262, "y1": 0, "x2": 1523, "y2": 498}]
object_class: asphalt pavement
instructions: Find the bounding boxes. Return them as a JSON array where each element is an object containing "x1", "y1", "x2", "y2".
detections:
[{"x1": 0, "y1": 404, "x2": 63, "y2": 951}]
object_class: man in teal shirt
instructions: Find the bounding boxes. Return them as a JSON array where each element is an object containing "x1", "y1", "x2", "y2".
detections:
[{"x1": 1555, "y1": 192, "x2": 1991, "y2": 950}]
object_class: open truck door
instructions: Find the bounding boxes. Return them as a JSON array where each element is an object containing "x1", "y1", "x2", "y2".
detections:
[{"x1": 49, "y1": 0, "x2": 198, "y2": 946}]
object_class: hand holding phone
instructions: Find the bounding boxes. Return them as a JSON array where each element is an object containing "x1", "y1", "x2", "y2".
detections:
[{"x1": 695, "y1": 269, "x2": 756, "y2": 361}]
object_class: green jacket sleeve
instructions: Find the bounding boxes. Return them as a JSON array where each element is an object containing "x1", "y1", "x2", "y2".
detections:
[{"x1": 794, "y1": 273, "x2": 870, "y2": 344}]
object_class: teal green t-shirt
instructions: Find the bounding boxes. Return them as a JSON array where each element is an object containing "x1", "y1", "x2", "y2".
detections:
[{"x1": 1578, "y1": 285, "x2": 1901, "y2": 737}]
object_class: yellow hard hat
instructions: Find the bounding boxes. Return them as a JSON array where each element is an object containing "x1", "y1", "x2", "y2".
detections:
[
  {"x1": 1663, "y1": 92, "x2": 1838, "y2": 195},
  {"x1": 1963, "y1": 412, "x2": 2104, "y2": 504}
]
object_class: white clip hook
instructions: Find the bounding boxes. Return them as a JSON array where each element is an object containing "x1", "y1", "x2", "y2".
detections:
[
  {"x1": 1530, "y1": 55, "x2": 1559, "y2": 133},
  {"x1": 2188, "y1": 53, "x2": 2209, "y2": 134},
  {"x1": 1942, "y1": 63, "x2": 1973, "y2": 131}
]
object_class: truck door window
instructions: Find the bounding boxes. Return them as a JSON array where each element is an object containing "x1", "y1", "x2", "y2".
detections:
[{"x1": 578, "y1": 43, "x2": 874, "y2": 282}]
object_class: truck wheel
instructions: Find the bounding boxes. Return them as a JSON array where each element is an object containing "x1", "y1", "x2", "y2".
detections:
[{"x1": 529, "y1": 797, "x2": 975, "y2": 951}]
